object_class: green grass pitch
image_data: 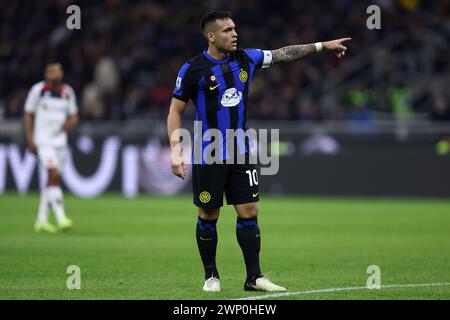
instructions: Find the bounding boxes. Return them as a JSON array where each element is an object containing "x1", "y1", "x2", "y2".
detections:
[{"x1": 1, "y1": 193, "x2": 449, "y2": 300}]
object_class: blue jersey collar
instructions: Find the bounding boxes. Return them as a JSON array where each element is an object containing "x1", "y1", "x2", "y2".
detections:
[{"x1": 203, "y1": 50, "x2": 230, "y2": 63}]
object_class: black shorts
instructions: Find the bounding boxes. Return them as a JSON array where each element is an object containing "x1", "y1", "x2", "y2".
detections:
[{"x1": 192, "y1": 163, "x2": 260, "y2": 209}]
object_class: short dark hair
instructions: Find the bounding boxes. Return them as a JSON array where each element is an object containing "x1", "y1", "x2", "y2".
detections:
[
  {"x1": 200, "y1": 11, "x2": 232, "y2": 32},
  {"x1": 45, "y1": 62, "x2": 62, "y2": 72}
]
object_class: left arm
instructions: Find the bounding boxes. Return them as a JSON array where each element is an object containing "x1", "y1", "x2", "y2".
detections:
[
  {"x1": 63, "y1": 86, "x2": 79, "y2": 132},
  {"x1": 271, "y1": 38, "x2": 351, "y2": 65},
  {"x1": 62, "y1": 114, "x2": 79, "y2": 132}
]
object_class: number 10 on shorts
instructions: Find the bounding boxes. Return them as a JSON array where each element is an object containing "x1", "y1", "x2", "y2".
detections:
[{"x1": 246, "y1": 169, "x2": 259, "y2": 186}]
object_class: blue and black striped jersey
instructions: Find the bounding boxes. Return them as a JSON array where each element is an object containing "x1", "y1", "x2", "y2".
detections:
[{"x1": 173, "y1": 49, "x2": 273, "y2": 164}]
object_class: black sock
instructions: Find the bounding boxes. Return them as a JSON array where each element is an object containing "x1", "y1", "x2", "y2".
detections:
[
  {"x1": 236, "y1": 217, "x2": 262, "y2": 282},
  {"x1": 196, "y1": 217, "x2": 219, "y2": 279}
]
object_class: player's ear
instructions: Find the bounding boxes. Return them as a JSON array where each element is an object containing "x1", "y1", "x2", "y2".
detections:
[{"x1": 207, "y1": 32, "x2": 215, "y2": 43}]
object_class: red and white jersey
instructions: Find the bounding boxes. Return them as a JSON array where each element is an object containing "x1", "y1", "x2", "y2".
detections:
[{"x1": 25, "y1": 81, "x2": 78, "y2": 147}]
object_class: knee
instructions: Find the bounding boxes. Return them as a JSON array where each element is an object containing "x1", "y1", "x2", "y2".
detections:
[
  {"x1": 198, "y1": 207, "x2": 220, "y2": 220},
  {"x1": 237, "y1": 203, "x2": 259, "y2": 219},
  {"x1": 47, "y1": 169, "x2": 60, "y2": 186}
]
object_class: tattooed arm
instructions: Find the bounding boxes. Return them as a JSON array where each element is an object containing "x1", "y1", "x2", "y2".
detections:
[{"x1": 271, "y1": 38, "x2": 352, "y2": 65}]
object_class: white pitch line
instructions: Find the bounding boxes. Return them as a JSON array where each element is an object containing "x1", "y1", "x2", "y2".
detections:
[{"x1": 236, "y1": 282, "x2": 450, "y2": 300}]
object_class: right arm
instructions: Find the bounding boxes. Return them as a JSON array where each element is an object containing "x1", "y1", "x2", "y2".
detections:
[
  {"x1": 167, "y1": 97, "x2": 188, "y2": 179},
  {"x1": 169, "y1": 62, "x2": 195, "y2": 179},
  {"x1": 23, "y1": 112, "x2": 37, "y2": 154},
  {"x1": 24, "y1": 85, "x2": 40, "y2": 154}
]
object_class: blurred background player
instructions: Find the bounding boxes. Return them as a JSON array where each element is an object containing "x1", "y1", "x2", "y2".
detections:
[{"x1": 24, "y1": 63, "x2": 79, "y2": 233}]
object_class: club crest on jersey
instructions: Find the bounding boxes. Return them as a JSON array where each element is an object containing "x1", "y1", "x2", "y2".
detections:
[
  {"x1": 221, "y1": 88, "x2": 242, "y2": 107},
  {"x1": 239, "y1": 70, "x2": 248, "y2": 83}
]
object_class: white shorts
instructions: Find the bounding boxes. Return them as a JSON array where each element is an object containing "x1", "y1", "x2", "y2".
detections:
[{"x1": 37, "y1": 146, "x2": 66, "y2": 172}]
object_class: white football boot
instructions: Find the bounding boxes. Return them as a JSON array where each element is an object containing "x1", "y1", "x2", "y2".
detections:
[
  {"x1": 244, "y1": 277, "x2": 287, "y2": 292},
  {"x1": 202, "y1": 276, "x2": 221, "y2": 292}
]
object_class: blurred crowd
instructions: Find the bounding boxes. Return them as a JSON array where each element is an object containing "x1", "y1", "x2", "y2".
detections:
[{"x1": 0, "y1": 0, "x2": 449, "y2": 122}]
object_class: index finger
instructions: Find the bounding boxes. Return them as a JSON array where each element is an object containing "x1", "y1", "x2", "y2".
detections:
[
  {"x1": 174, "y1": 171, "x2": 185, "y2": 180},
  {"x1": 340, "y1": 37, "x2": 352, "y2": 43}
]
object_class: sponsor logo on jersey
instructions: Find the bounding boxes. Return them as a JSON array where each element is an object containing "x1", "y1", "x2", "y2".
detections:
[{"x1": 221, "y1": 88, "x2": 242, "y2": 107}]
